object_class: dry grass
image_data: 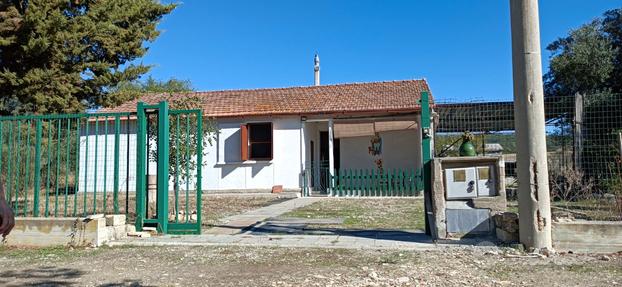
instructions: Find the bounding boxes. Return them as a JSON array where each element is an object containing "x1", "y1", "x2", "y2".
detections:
[
  {"x1": 9, "y1": 191, "x2": 294, "y2": 226},
  {"x1": 280, "y1": 198, "x2": 425, "y2": 231}
]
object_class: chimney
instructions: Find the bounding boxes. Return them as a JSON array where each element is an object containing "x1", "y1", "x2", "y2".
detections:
[{"x1": 314, "y1": 54, "x2": 320, "y2": 86}]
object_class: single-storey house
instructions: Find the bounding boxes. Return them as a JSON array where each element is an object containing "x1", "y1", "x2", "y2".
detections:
[{"x1": 80, "y1": 79, "x2": 432, "y2": 195}]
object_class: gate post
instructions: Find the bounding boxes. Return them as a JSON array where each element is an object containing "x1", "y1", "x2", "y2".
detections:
[
  {"x1": 135, "y1": 102, "x2": 147, "y2": 231},
  {"x1": 156, "y1": 101, "x2": 170, "y2": 234},
  {"x1": 420, "y1": 91, "x2": 433, "y2": 235}
]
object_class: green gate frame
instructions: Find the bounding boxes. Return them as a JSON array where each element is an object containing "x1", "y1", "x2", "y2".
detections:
[
  {"x1": 420, "y1": 91, "x2": 433, "y2": 235},
  {"x1": 135, "y1": 101, "x2": 203, "y2": 235}
]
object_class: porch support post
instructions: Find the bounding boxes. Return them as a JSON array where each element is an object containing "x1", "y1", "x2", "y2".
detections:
[
  {"x1": 300, "y1": 119, "x2": 307, "y2": 196},
  {"x1": 328, "y1": 118, "x2": 335, "y2": 196}
]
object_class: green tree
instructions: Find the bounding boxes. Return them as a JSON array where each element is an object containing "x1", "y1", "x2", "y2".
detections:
[
  {"x1": 544, "y1": 21, "x2": 617, "y2": 98},
  {"x1": 543, "y1": 8, "x2": 622, "y2": 194},
  {"x1": 0, "y1": 0, "x2": 175, "y2": 115},
  {"x1": 109, "y1": 76, "x2": 193, "y2": 104}
]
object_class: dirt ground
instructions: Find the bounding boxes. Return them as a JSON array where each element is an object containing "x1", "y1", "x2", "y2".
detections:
[
  {"x1": 279, "y1": 198, "x2": 425, "y2": 231},
  {"x1": 0, "y1": 245, "x2": 620, "y2": 287},
  {"x1": 202, "y1": 194, "x2": 293, "y2": 226}
]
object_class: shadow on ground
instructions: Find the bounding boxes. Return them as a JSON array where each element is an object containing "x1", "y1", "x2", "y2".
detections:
[
  {"x1": 0, "y1": 266, "x2": 151, "y2": 287},
  {"x1": 0, "y1": 266, "x2": 84, "y2": 287}
]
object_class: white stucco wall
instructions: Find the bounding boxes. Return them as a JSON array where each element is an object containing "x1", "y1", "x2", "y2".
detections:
[
  {"x1": 77, "y1": 115, "x2": 423, "y2": 192},
  {"x1": 78, "y1": 120, "x2": 138, "y2": 192},
  {"x1": 339, "y1": 128, "x2": 422, "y2": 172},
  {"x1": 204, "y1": 116, "x2": 303, "y2": 190}
]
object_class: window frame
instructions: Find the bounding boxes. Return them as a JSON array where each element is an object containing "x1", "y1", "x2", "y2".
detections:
[{"x1": 243, "y1": 122, "x2": 273, "y2": 161}]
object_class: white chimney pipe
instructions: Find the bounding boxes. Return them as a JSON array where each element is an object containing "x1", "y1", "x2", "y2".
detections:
[{"x1": 314, "y1": 54, "x2": 320, "y2": 86}]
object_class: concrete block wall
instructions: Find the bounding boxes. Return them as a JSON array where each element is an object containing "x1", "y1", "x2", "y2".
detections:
[{"x1": 4, "y1": 215, "x2": 132, "y2": 247}]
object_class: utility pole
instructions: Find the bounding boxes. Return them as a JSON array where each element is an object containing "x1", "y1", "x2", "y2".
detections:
[{"x1": 510, "y1": 0, "x2": 553, "y2": 250}]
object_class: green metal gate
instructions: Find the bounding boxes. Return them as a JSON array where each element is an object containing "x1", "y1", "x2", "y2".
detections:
[
  {"x1": 0, "y1": 101, "x2": 204, "y2": 235},
  {"x1": 135, "y1": 102, "x2": 204, "y2": 235}
]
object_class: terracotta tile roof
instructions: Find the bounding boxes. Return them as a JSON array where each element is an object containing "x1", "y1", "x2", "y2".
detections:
[{"x1": 100, "y1": 79, "x2": 432, "y2": 118}]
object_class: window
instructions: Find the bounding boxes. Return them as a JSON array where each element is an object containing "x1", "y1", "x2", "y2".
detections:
[{"x1": 241, "y1": 122, "x2": 272, "y2": 160}]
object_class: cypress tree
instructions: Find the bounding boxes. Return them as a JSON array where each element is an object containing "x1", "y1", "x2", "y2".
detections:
[{"x1": 0, "y1": 0, "x2": 175, "y2": 114}]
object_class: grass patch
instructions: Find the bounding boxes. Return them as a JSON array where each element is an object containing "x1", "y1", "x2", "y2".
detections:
[{"x1": 280, "y1": 198, "x2": 425, "y2": 230}]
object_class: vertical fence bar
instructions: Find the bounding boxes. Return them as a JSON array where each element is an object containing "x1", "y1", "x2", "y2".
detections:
[
  {"x1": 174, "y1": 114, "x2": 180, "y2": 223},
  {"x1": 14, "y1": 121, "x2": 22, "y2": 212},
  {"x1": 347, "y1": 169, "x2": 352, "y2": 197},
  {"x1": 156, "y1": 102, "x2": 170, "y2": 232},
  {"x1": 372, "y1": 169, "x2": 376, "y2": 196},
  {"x1": 64, "y1": 119, "x2": 71, "y2": 216},
  {"x1": 22, "y1": 121, "x2": 31, "y2": 216},
  {"x1": 103, "y1": 116, "x2": 109, "y2": 213},
  {"x1": 184, "y1": 115, "x2": 190, "y2": 223},
  {"x1": 125, "y1": 114, "x2": 131, "y2": 216},
  {"x1": 113, "y1": 116, "x2": 120, "y2": 214},
  {"x1": 54, "y1": 119, "x2": 61, "y2": 217},
  {"x1": 196, "y1": 111, "x2": 204, "y2": 234},
  {"x1": 83, "y1": 118, "x2": 89, "y2": 216},
  {"x1": 74, "y1": 118, "x2": 80, "y2": 216},
  {"x1": 6, "y1": 122, "x2": 12, "y2": 206},
  {"x1": 45, "y1": 120, "x2": 52, "y2": 216},
  {"x1": 135, "y1": 103, "x2": 147, "y2": 230},
  {"x1": 93, "y1": 117, "x2": 99, "y2": 214}
]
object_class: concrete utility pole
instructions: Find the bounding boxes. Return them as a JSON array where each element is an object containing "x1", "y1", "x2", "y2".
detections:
[{"x1": 510, "y1": 0, "x2": 553, "y2": 250}]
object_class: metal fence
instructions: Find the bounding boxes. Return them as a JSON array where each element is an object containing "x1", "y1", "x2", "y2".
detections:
[
  {"x1": 0, "y1": 112, "x2": 137, "y2": 218},
  {"x1": 302, "y1": 162, "x2": 423, "y2": 197},
  {"x1": 434, "y1": 92, "x2": 622, "y2": 220}
]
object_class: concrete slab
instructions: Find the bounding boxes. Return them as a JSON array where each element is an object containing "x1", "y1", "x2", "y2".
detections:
[
  {"x1": 553, "y1": 220, "x2": 622, "y2": 253},
  {"x1": 6, "y1": 217, "x2": 110, "y2": 247}
]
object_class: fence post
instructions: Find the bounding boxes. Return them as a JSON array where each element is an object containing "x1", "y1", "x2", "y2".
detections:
[
  {"x1": 113, "y1": 116, "x2": 121, "y2": 214},
  {"x1": 135, "y1": 102, "x2": 147, "y2": 231},
  {"x1": 156, "y1": 101, "x2": 170, "y2": 234},
  {"x1": 421, "y1": 91, "x2": 433, "y2": 235},
  {"x1": 33, "y1": 120, "x2": 42, "y2": 217},
  {"x1": 195, "y1": 111, "x2": 203, "y2": 234}
]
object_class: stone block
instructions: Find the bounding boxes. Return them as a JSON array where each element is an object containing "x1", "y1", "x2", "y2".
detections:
[
  {"x1": 105, "y1": 214, "x2": 126, "y2": 226},
  {"x1": 496, "y1": 227, "x2": 519, "y2": 243}
]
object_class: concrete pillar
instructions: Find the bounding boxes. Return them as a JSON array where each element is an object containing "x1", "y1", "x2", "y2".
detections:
[
  {"x1": 510, "y1": 0, "x2": 553, "y2": 249},
  {"x1": 300, "y1": 119, "x2": 307, "y2": 193},
  {"x1": 328, "y1": 118, "x2": 335, "y2": 196}
]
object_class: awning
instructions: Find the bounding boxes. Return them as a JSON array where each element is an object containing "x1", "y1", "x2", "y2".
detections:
[{"x1": 334, "y1": 120, "x2": 418, "y2": 138}]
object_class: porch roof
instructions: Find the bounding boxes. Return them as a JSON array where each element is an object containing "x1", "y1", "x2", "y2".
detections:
[
  {"x1": 334, "y1": 119, "x2": 418, "y2": 138},
  {"x1": 100, "y1": 79, "x2": 432, "y2": 118}
]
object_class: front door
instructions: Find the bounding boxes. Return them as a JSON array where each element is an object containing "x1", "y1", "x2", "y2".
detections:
[{"x1": 319, "y1": 131, "x2": 340, "y2": 192}]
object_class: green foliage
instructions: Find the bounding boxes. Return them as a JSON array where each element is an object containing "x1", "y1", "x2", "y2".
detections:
[
  {"x1": 544, "y1": 8, "x2": 622, "y2": 192},
  {"x1": 545, "y1": 8, "x2": 621, "y2": 98},
  {"x1": 147, "y1": 95, "x2": 217, "y2": 184},
  {"x1": 131, "y1": 78, "x2": 216, "y2": 183},
  {"x1": 0, "y1": 0, "x2": 176, "y2": 115},
  {"x1": 109, "y1": 76, "x2": 193, "y2": 106}
]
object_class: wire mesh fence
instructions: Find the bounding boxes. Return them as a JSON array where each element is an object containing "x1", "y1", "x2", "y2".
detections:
[{"x1": 434, "y1": 92, "x2": 622, "y2": 221}]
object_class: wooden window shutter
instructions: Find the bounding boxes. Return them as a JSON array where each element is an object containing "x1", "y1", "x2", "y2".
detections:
[{"x1": 240, "y1": 124, "x2": 249, "y2": 161}]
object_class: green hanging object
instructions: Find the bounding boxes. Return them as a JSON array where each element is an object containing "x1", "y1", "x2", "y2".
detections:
[{"x1": 459, "y1": 131, "x2": 476, "y2": 157}]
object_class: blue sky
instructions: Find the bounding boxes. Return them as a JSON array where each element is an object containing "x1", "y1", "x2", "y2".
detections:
[{"x1": 141, "y1": 1, "x2": 620, "y2": 101}]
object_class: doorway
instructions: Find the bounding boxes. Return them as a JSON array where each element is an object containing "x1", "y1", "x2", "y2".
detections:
[{"x1": 319, "y1": 131, "x2": 340, "y2": 192}]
